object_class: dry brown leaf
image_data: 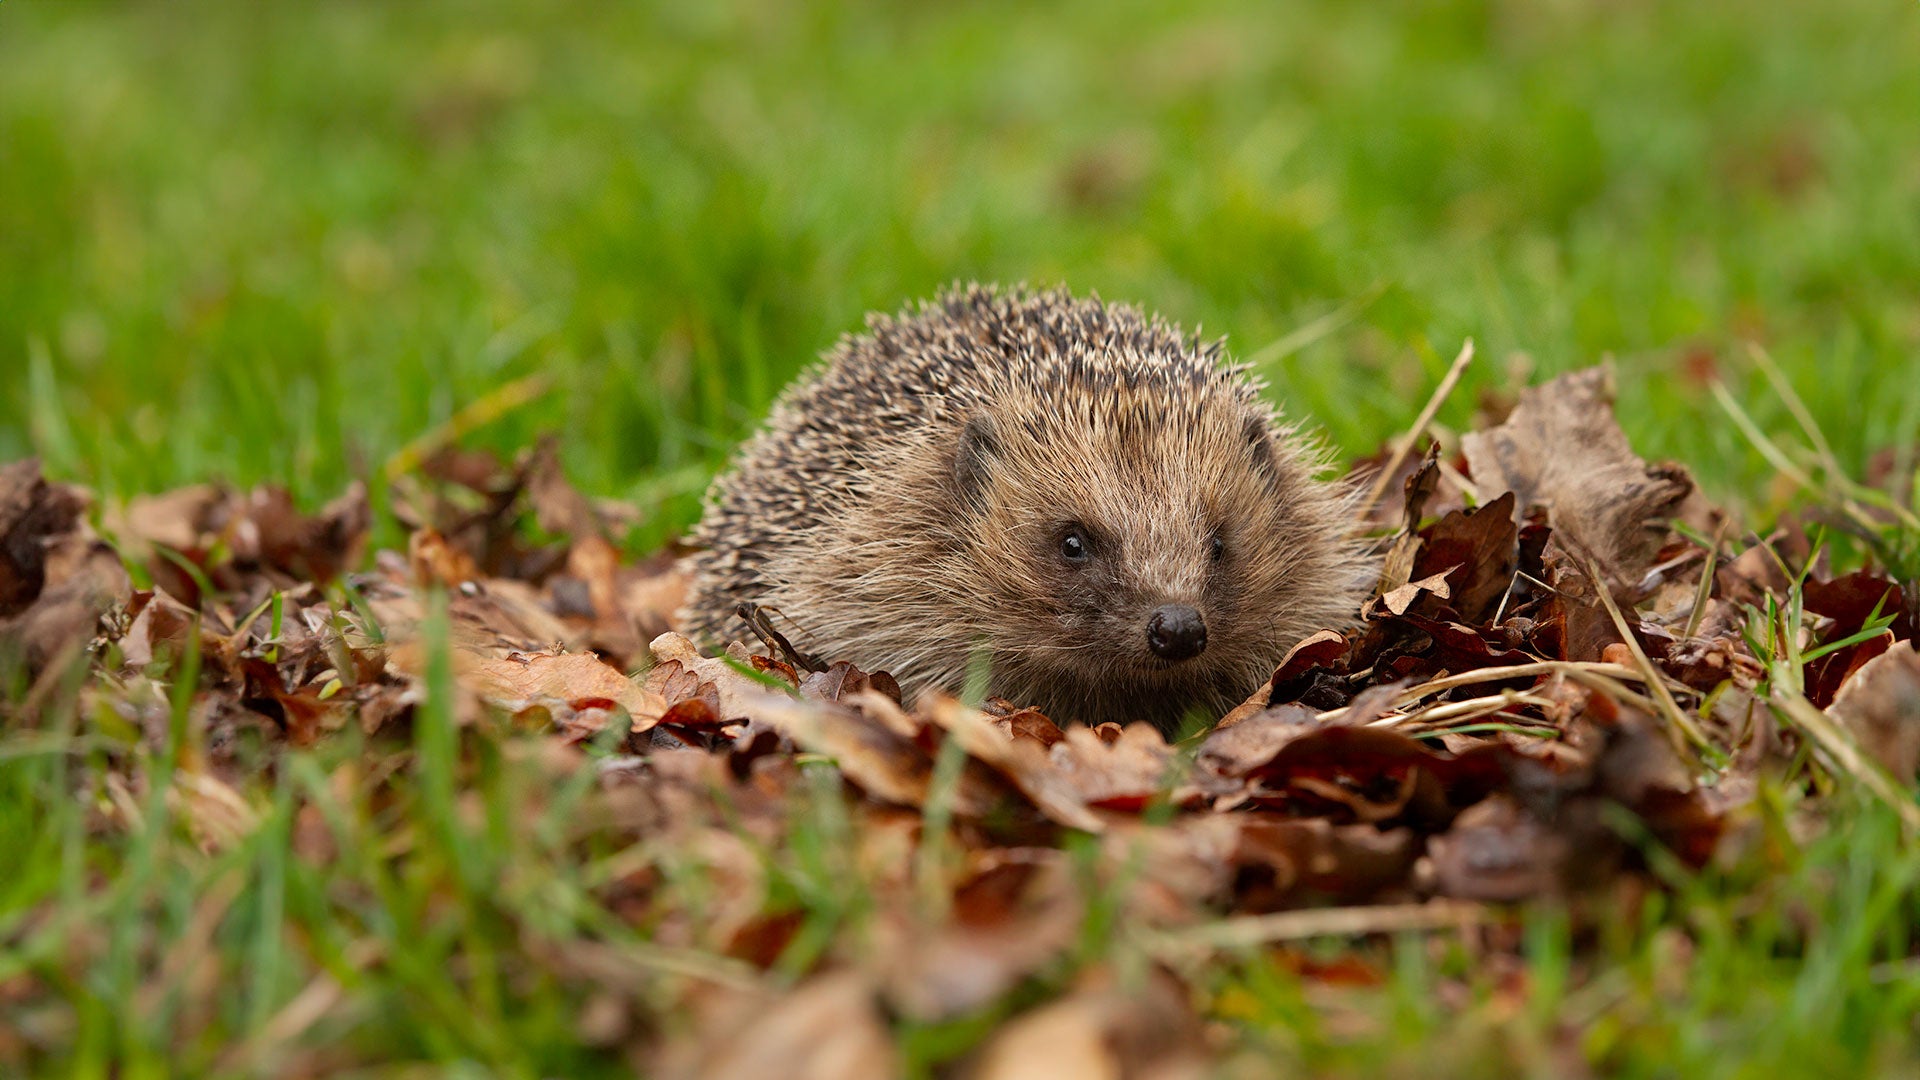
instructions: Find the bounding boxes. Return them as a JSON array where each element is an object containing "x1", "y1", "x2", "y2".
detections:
[
  {"x1": 925, "y1": 696, "x2": 1105, "y2": 832},
  {"x1": 462, "y1": 651, "x2": 666, "y2": 728},
  {"x1": 1233, "y1": 817, "x2": 1421, "y2": 908},
  {"x1": 1827, "y1": 642, "x2": 1920, "y2": 783},
  {"x1": 1461, "y1": 366, "x2": 1697, "y2": 585},
  {"x1": 105, "y1": 480, "x2": 368, "y2": 596},
  {"x1": 1, "y1": 458, "x2": 90, "y2": 614},
  {"x1": 881, "y1": 855, "x2": 1084, "y2": 1020},
  {"x1": 407, "y1": 528, "x2": 481, "y2": 587},
  {"x1": 0, "y1": 461, "x2": 130, "y2": 672},
  {"x1": 1375, "y1": 569, "x2": 1453, "y2": 618},
  {"x1": 102, "y1": 484, "x2": 222, "y2": 559},
  {"x1": 670, "y1": 971, "x2": 897, "y2": 1080},
  {"x1": 1413, "y1": 490, "x2": 1519, "y2": 623},
  {"x1": 1428, "y1": 795, "x2": 1575, "y2": 901},
  {"x1": 4, "y1": 542, "x2": 130, "y2": 673},
  {"x1": 1206, "y1": 710, "x2": 1511, "y2": 827},
  {"x1": 964, "y1": 972, "x2": 1205, "y2": 1080},
  {"x1": 749, "y1": 693, "x2": 945, "y2": 810},
  {"x1": 1044, "y1": 723, "x2": 1176, "y2": 811},
  {"x1": 524, "y1": 436, "x2": 604, "y2": 540},
  {"x1": 617, "y1": 556, "x2": 689, "y2": 638},
  {"x1": 650, "y1": 632, "x2": 800, "y2": 720}
]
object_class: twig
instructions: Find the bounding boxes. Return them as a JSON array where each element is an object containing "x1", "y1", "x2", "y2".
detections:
[
  {"x1": 1143, "y1": 900, "x2": 1494, "y2": 956},
  {"x1": 1314, "y1": 661, "x2": 1669, "y2": 727},
  {"x1": 1387, "y1": 660, "x2": 1646, "y2": 703},
  {"x1": 1378, "y1": 691, "x2": 1560, "y2": 730},
  {"x1": 1359, "y1": 339, "x2": 1476, "y2": 520}
]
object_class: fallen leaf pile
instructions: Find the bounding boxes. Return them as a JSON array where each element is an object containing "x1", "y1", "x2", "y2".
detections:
[{"x1": 2, "y1": 367, "x2": 1916, "y2": 1074}]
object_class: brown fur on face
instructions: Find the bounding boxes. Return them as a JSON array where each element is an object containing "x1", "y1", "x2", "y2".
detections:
[{"x1": 679, "y1": 285, "x2": 1370, "y2": 732}]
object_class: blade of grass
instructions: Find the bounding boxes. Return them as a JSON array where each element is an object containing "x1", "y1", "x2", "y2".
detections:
[
  {"x1": 1747, "y1": 343, "x2": 1840, "y2": 474},
  {"x1": 1684, "y1": 533, "x2": 1720, "y2": 640},
  {"x1": 381, "y1": 371, "x2": 554, "y2": 483},
  {"x1": 1243, "y1": 281, "x2": 1390, "y2": 370}
]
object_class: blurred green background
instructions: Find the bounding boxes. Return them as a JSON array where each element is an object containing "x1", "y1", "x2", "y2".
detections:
[{"x1": 3, "y1": 0, "x2": 1918, "y2": 546}]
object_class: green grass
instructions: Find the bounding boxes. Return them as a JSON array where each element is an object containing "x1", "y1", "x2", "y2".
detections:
[
  {"x1": 5, "y1": 0, "x2": 1920, "y2": 1074},
  {"x1": 5, "y1": 0, "x2": 1920, "y2": 531}
]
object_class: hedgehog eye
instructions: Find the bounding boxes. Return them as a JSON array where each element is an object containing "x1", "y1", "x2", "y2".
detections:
[
  {"x1": 1209, "y1": 534, "x2": 1225, "y2": 563},
  {"x1": 1059, "y1": 529, "x2": 1090, "y2": 565}
]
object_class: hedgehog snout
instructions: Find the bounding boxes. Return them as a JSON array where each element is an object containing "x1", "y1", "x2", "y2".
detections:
[{"x1": 1145, "y1": 604, "x2": 1207, "y2": 661}]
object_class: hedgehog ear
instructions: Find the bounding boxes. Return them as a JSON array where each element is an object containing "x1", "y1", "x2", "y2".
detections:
[{"x1": 954, "y1": 415, "x2": 998, "y2": 503}]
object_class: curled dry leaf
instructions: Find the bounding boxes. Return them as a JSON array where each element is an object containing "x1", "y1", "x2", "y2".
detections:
[
  {"x1": 1043, "y1": 723, "x2": 1176, "y2": 811},
  {"x1": 1461, "y1": 366, "x2": 1699, "y2": 586},
  {"x1": 1803, "y1": 570, "x2": 1911, "y2": 707},
  {"x1": 5, "y1": 542, "x2": 131, "y2": 674},
  {"x1": 0, "y1": 460, "x2": 131, "y2": 672},
  {"x1": 991, "y1": 705, "x2": 1069, "y2": 748},
  {"x1": 1428, "y1": 795, "x2": 1576, "y2": 901},
  {"x1": 406, "y1": 528, "x2": 482, "y2": 588},
  {"x1": 1231, "y1": 816, "x2": 1421, "y2": 909},
  {"x1": 1803, "y1": 570, "x2": 1912, "y2": 643},
  {"x1": 1232, "y1": 720, "x2": 1511, "y2": 827},
  {"x1": 1258, "y1": 630, "x2": 1353, "y2": 712},
  {"x1": 524, "y1": 435, "x2": 604, "y2": 540},
  {"x1": 799, "y1": 659, "x2": 904, "y2": 707}
]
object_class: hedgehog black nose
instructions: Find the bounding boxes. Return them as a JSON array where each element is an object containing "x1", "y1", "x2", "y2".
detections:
[{"x1": 1146, "y1": 605, "x2": 1207, "y2": 661}]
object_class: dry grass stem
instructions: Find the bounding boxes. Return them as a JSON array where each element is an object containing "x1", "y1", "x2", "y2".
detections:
[
  {"x1": 1359, "y1": 339, "x2": 1476, "y2": 520},
  {"x1": 1144, "y1": 900, "x2": 1495, "y2": 957},
  {"x1": 1583, "y1": 555, "x2": 1713, "y2": 758}
]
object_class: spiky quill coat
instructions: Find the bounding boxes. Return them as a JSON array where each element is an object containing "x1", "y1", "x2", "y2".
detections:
[{"x1": 680, "y1": 285, "x2": 1367, "y2": 731}]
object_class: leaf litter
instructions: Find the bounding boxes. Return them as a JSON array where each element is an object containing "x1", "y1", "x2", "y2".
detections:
[{"x1": 2, "y1": 364, "x2": 1918, "y2": 1074}]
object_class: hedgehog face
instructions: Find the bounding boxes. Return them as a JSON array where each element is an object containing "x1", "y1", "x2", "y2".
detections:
[
  {"x1": 951, "y1": 383, "x2": 1329, "y2": 725},
  {"x1": 683, "y1": 284, "x2": 1369, "y2": 733}
]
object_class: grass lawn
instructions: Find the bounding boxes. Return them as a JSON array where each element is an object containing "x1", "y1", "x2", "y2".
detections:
[{"x1": 4, "y1": 0, "x2": 1920, "y2": 1075}]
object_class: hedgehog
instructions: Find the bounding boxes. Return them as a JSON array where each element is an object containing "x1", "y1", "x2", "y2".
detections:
[{"x1": 678, "y1": 285, "x2": 1369, "y2": 733}]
